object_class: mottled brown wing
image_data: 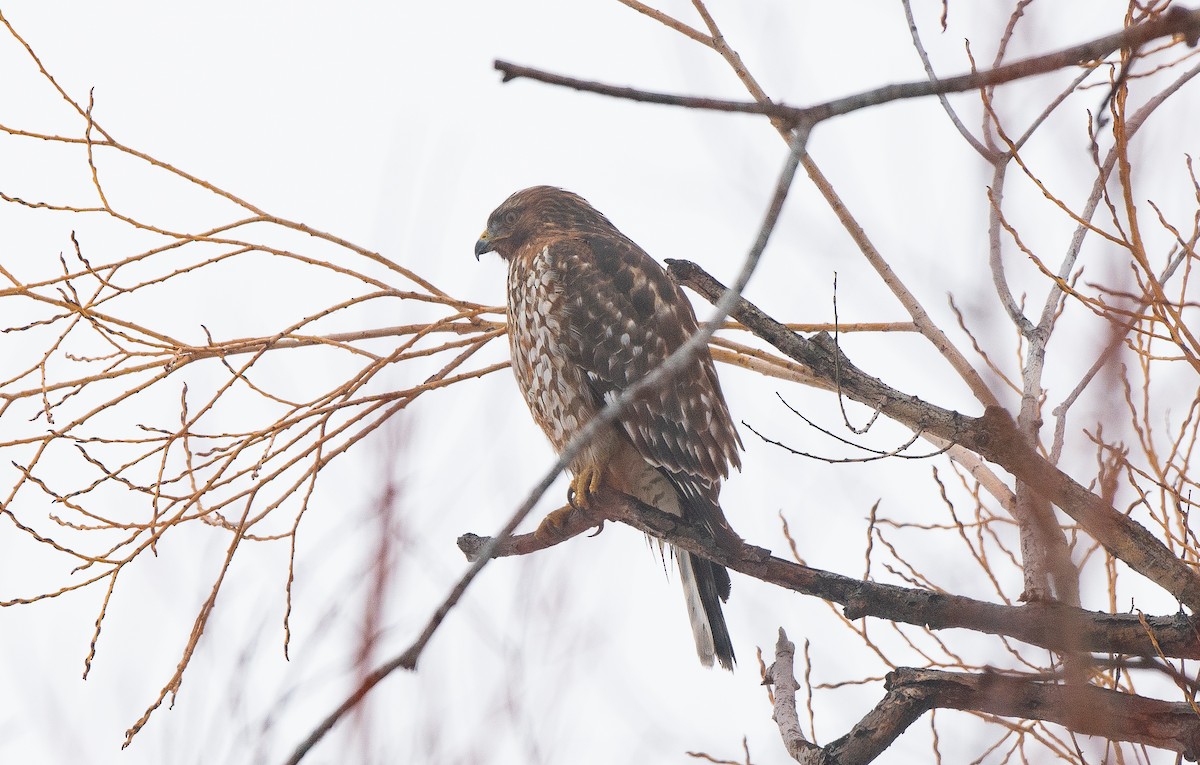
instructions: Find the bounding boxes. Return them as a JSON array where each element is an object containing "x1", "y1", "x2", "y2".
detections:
[{"x1": 547, "y1": 233, "x2": 742, "y2": 525}]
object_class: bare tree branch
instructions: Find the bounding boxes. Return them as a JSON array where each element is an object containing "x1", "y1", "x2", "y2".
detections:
[
  {"x1": 668, "y1": 259, "x2": 1200, "y2": 610},
  {"x1": 457, "y1": 502, "x2": 603, "y2": 560},
  {"x1": 764, "y1": 629, "x2": 822, "y2": 762},
  {"x1": 6, "y1": 4, "x2": 1200, "y2": 762},
  {"x1": 882, "y1": 668, "x2": 1200, "y2": 759},
  {"x1": 791, "y1": 666, "x2": 1200, "y2": 764},
  {"x1": 462, "y1": 489, "x2": 1200, "y2": 661},
  {"x1": 493, "y1": 8, "x2": 1200, "y2": 126}
]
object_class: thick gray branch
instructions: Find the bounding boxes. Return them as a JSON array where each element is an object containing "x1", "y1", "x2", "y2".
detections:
[
  {"x1": 462, "y1": 491, "x2": 1200, "y2": 660},
  {"x1": 811, "y1": 667, "x2": 1200, "y2": 763},
  {"x1": 667, "y1": 259, "x2": 1200, "y2": 611},
  {"x1": 884, "y1": 668, "x2": 1200, "y2": 760}
]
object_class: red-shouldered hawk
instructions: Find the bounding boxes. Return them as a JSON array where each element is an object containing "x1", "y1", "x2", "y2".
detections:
[{"x1": 474, "y1": 186, "x2": 743, "y2": 670}]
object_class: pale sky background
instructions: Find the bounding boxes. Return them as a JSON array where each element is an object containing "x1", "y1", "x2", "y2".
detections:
[{"x1": 0, "y1": 2, "x2": 1195, "y2": 764}]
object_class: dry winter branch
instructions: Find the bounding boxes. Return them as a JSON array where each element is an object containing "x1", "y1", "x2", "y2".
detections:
[
  {"x1": 463, "y1": 487, "x2": 1200, "y2": 759},
  {"x1": 494, "y1": 6, "x2": 1200, "y2": 126},
  {"x1": 668, "y1": 259, "x2": 1200, "y2": 610},
  {"x1": 879, "y1": 668, "x2": 1200, "y2": 759},
  {"x1": 764, "y1": 629, "x2": 821, "y2": 762},
  {"x1": 5, "y1": 2, "x2": 1200, "y2": 763},
  {"x1": 461, "y1": 488, "x2": 1200, "y2": 661},
  {"x1": 778, "y1": 665, "x2": 1200, "y2": 764}
]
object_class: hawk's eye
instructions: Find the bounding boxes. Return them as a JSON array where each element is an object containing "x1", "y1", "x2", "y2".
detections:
[{"x1": 503, "y1": 211, "x2": 518, "y2": 226}]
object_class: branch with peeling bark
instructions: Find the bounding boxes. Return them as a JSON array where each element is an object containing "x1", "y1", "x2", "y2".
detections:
[
  {"x1": 458, "y1": 490, "x2": 1200, "y2": 661},
  {"x1": 813, "y1": 665, "x2": 1200, "y2": 763},
  {"x1": 461, "y1": 6, "x2": 1200, "y2": 765},
  {"x1": 666, "y1": 259, "x2": 1200, "y2": 611},
  {"x1": 461, "y1": 491, "x2": 1200, "y2": 760},
  {"x1": 764, "y1": 644, "x2": 1200, "y2": 764},
  {"x1": 764, "y1": 629, "x2": 821, "y2": 762}
]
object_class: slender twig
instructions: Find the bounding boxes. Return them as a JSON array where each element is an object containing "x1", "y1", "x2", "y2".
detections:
[{"x1": 900, "y1": 0, "x2": 995, "y2": 159}]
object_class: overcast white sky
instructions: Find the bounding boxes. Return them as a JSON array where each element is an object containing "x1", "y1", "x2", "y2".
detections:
[{"x1": 1, "y1": 2, "x2": 1196, "y2": 764}]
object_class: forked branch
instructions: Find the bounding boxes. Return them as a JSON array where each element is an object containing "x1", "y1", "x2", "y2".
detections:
[
  {"x1": 667, "y1": 259, "x2": 1200, "y2": 611},
  {"x1": 494, "y1": 7, "x2": 1200, "y2": 127},
  {"x1": 779, "y1": 663, "x2": 1200, "y2": 764},
  {"x1": 459, "y1": 489, "x2": 1200, "y2": 661}
]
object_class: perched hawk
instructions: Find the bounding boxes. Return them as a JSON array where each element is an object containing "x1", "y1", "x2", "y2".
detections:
[{"x1": 474, "y1": 186, "x2": 743, "y2": 670}]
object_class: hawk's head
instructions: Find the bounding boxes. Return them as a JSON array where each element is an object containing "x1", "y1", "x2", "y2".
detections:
[{"x1": 474, "y1": 185, "x2": 613, "y2": 260}]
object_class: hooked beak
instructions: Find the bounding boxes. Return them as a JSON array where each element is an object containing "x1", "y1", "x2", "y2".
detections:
[{"x1": 474, "y1": 229, "x2": 493, "y2": 261}]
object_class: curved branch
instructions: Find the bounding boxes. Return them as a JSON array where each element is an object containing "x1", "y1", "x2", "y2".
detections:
[
  {"x1": 668, "y1": 259, "x2": 1200, "y2": 611},
  {"x1": 880, "y1": 668, "x2": 1200, "y2": 760},
  {"x1": 462, "y1": 489, "x2": 1200, "y2": 661},
  {"x1": 800, "y1": 665, "x2": 1200, "y2": 764},
  {"x1": 493, "y1": 8, "x2": 1200, "y2": 126}
]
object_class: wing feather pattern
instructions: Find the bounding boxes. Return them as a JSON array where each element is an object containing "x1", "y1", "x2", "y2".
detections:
[{"x1": 550, "y1": 233, "x2": 741, "y2": 543}]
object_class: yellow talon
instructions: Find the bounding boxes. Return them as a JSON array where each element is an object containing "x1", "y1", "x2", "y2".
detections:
[
  {"x1": 567, "y1": 465, "x2": 603, "y2": 510},
  {"x1": 536, "y1": 466, "x2": 607, "y2": 544}
]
